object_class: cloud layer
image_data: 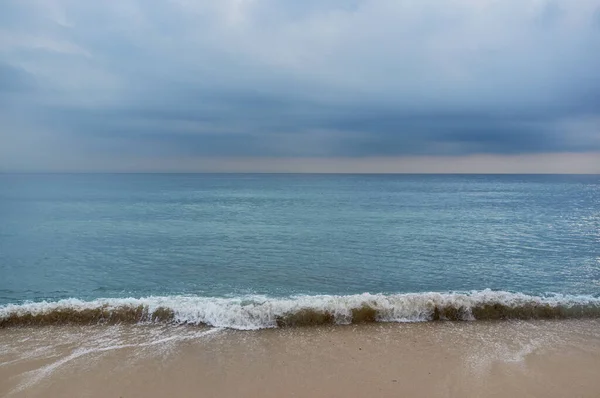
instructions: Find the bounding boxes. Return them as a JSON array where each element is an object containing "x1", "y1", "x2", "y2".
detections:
[{"x1": 1, "y1": 0, "x2": 599, "y2": 171}]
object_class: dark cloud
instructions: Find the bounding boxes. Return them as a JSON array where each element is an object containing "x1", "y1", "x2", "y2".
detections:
[{"x1": 1, "y1": 0, "x2": 599, "y2": 171}]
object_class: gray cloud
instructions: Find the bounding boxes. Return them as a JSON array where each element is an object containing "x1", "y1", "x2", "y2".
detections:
[
  {"x1": 1, "y1": 0, "x2": 599, "y2": 171},
  {"x1": 0, "y1": 63, "x2": 36, "y2": 92}
]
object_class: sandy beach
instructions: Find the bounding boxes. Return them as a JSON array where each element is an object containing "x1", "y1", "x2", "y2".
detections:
[{"x1": 2, "y1": 320, "x2": 600, "y2": 397}]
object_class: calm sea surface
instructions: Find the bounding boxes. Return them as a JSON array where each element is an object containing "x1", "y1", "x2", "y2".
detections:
[{"x1": 0, "y1": 174, "x2": 599, "y2": 306}]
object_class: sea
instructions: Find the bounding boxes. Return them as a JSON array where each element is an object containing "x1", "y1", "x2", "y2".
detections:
[{"x1": 0, "y1": 173, "x2": 599, "y2": 329}]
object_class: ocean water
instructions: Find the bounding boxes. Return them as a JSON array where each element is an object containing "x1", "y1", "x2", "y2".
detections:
[{"x1": 1, "y1": 174, "x2": 599, "y2": 329}]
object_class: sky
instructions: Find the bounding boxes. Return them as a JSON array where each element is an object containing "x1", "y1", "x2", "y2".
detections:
[{"x1": 1, "y1": 0, "x2": 599, "y2": 173}]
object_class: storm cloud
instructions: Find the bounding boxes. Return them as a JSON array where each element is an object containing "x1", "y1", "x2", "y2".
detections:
[{"x1": 1, "y1": 0, "x2": 599, "y2": 171}]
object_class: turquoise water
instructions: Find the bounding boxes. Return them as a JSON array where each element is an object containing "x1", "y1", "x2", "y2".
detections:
[
  {"x1": 0, "y1": 174, "x2": 599, "y2": 328},
  {"x1": 1, "y1": 173, "x2": 599, "y2": 301}
]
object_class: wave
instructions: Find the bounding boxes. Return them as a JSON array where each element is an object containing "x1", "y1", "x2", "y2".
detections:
[{"x1": 2, "y1": 290, "x2": 600, "y2": 330}]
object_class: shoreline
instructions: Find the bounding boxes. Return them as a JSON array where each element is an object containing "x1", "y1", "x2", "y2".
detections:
[{"x1": 2, "y1": 320, "x2": 600, "y2": 397}]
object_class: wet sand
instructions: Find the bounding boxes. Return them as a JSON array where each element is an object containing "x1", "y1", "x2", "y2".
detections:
[{"x1": 1, "y1": 320, "x2": 600, "y2": 398}]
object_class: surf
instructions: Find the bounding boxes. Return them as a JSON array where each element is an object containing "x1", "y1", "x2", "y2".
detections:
[{"x1": 2, "y1": 289, "x2": 600, "y2": 330}]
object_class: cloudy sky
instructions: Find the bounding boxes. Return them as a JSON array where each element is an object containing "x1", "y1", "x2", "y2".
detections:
[{"x1": 1, "y1": 0, "x2": 599, "y2": 172}]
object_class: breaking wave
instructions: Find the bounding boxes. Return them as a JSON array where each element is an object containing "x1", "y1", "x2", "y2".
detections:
[{"x1": 2, "y1": 290, "x2": 600, "y2": 330}]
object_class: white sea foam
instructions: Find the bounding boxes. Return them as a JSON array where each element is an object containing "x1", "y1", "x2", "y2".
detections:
[{"x1": 1, "y1": 289, "x2": 600, "y2": 330}]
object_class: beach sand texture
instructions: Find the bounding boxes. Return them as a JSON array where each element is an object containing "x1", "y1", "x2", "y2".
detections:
[{"x1": 2, "y1": 320, "x2": 600, "y2": 398}]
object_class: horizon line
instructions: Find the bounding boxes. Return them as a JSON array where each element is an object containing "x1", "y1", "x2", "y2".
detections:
[{"x1": 2, "y1": 172, "x2": 599, "y2": 176}]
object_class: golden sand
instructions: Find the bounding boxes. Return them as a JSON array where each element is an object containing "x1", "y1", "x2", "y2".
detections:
[{"x1": 1, "y1": 320, "x2": 600, "y2": 397}]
